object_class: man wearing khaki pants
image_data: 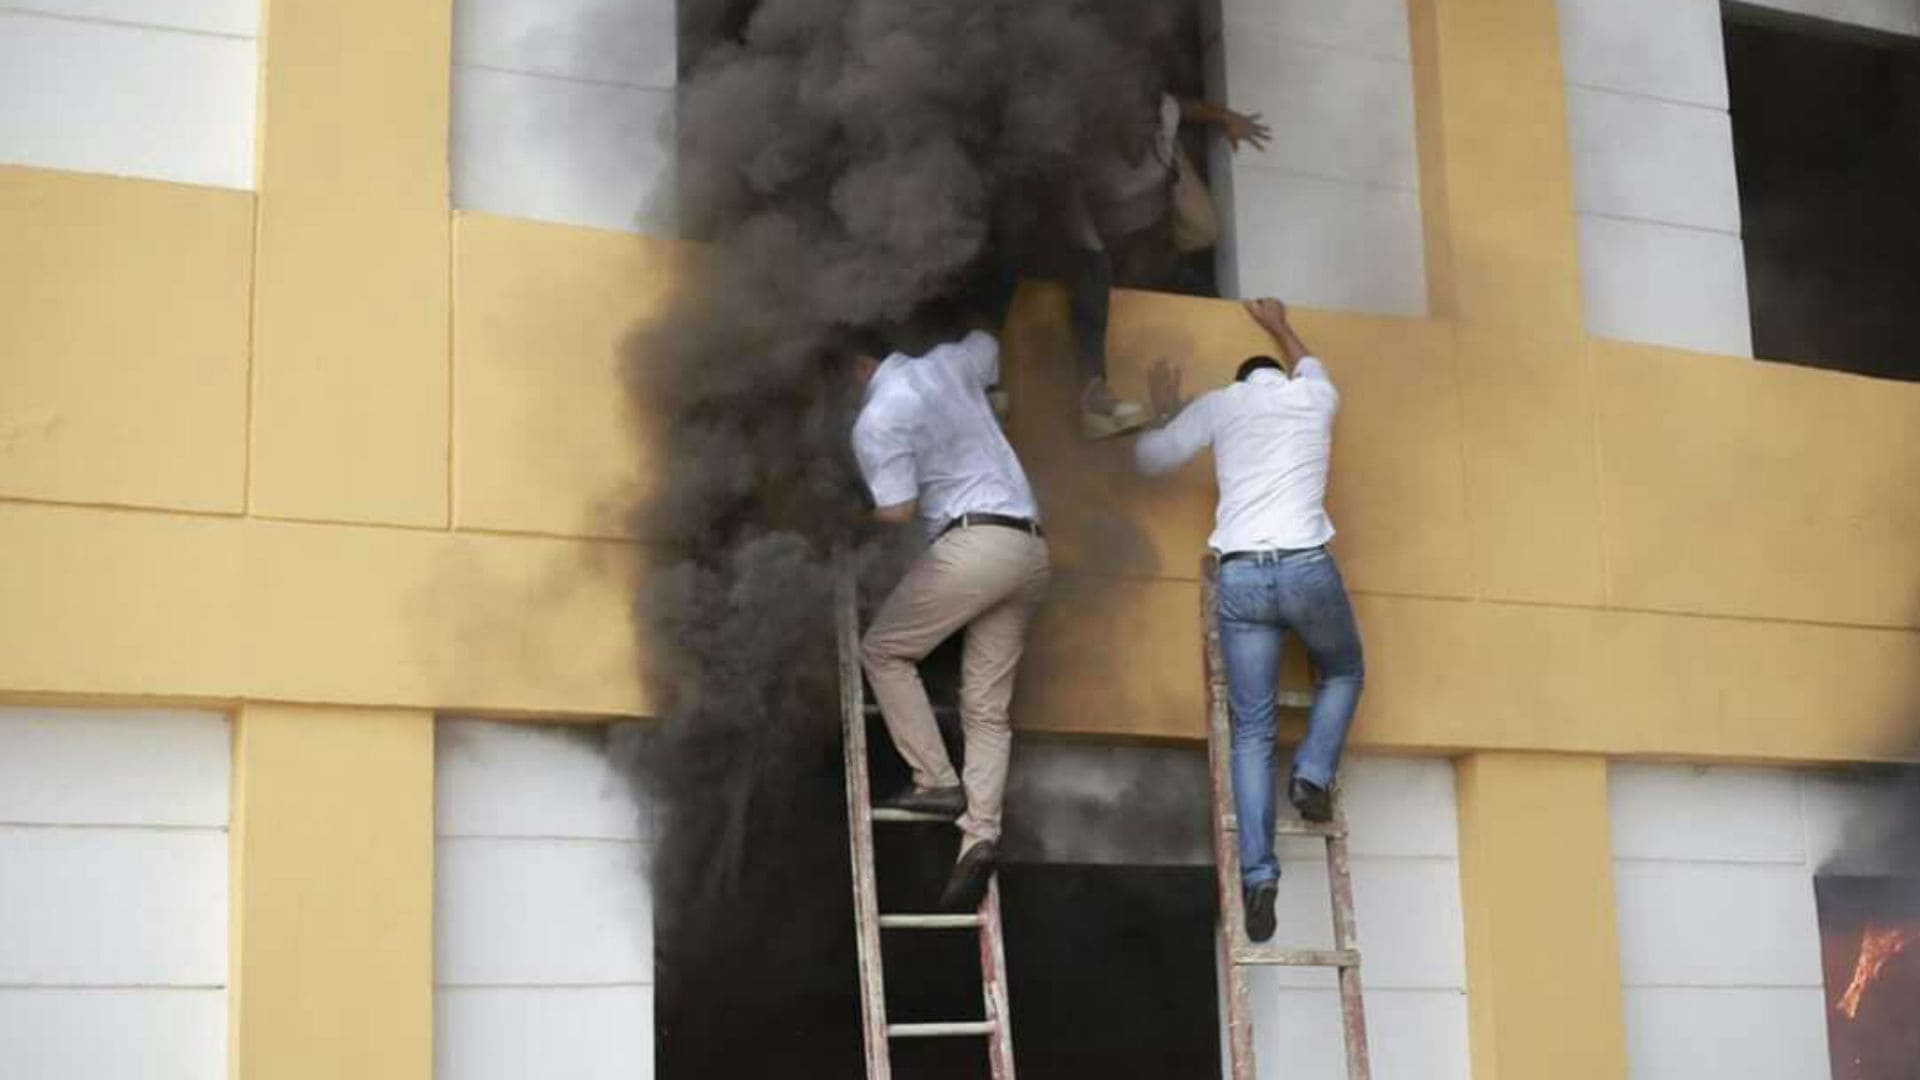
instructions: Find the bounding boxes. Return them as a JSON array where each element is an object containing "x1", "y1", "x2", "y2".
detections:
[{"x1": 852, "y1": 321, "x2": 1050, "y2": 912}]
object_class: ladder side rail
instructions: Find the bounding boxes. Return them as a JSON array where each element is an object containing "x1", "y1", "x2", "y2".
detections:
[
  {"x1": 978, "y1": 877, "x2": 1017, "y2": 1079},
  {"x1": 1324, "y1": 823, "x2": 1372, "y2": 1080},
  {"x1": 1202, "y1": 560, "x2": 1257, "y2": 1080},
  {"x1": 837, "y1": 558, "x2": 893, "y2": 1080}
]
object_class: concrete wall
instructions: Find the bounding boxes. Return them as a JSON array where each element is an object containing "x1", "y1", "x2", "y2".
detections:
[
  {"x1": 1208, "y1": 0, "x2": 1427, "y2": 315},
  {"x1": 0, "y1": 708, "x2": 230, "y2": 1080},
  {"x1": 0, "y1": 1, "x2": 257, "y2": 189},
  {"x1": 1609, "y1": 763, "x2": 1901, "y2": 1080},
  {"x1": 450, "y1": 0, "x2": 676, "y2": 236},
  {"x1": 435, "y1": 720, "x2": 655, "y2": 1080},
  {"x1": 1556, "y1": 0, "x2": 1751, "y2": 356}
]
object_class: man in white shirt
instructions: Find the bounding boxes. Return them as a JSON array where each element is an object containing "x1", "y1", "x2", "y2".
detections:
[
  {"x1": 1133, "y1": 298, "x2": 1365, "y2": 944},
  {"x1": 852, "y1": 320, "x2": 1051, "y2": 911}
]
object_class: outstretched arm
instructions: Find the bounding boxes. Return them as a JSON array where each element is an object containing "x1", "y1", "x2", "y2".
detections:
[
  {"x1": 1135, "y1": 359, "x2": 1216, "y2": 476},
  {"x1": 1178, "y1": 98, "x2": 1271, "y2": 152},
  {"x1": 1243, "y1": 298, "x2": 1315, "y2": 377}
]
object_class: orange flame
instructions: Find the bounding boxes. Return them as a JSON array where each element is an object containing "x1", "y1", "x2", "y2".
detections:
[{"x1": 1838, "y1": 923, "x2": 1916, "y2": 1021}]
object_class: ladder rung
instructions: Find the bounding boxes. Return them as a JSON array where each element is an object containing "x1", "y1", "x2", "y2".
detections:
[
  {"x1": 1231, "y1": 946, "x2": 1360, "y2": 968},
  {"x1": 870, "y1": 807, "x2": 953, "y2": 824},
  {"x1": 1221, "y1": 813, "x2": 1344, "y2": 838},
  {"x1": 888, "y1": 1021, "x2": 997, "y2": 1038},
  {"x1": 1274, "y1": 690, "x2": 1316, "y2": 709},
  {"x1": 878, "y1": 913, "x2": 985, "y2": 929}
]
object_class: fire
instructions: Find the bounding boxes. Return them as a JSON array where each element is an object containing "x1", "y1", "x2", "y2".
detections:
[{"x1": 1837, "y1": 923, "x2": 1916, "y2": 1021}]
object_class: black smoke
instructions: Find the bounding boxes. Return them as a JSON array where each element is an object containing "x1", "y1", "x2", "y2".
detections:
[{"x1": 629, "y1": 1, "x2": 1195, "y2": 1074}]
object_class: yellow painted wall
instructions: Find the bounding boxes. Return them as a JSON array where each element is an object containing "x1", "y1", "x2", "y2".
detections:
[
  {"x1": 230, "y1": 703, "x2": 434, "y2": 1080},
  {"x1": 0, "y1": 8, "x2": 1913, "y2": 745},
  {"x1": 1456, "y1": 753, "x2": 1629, "y2": 1080}
]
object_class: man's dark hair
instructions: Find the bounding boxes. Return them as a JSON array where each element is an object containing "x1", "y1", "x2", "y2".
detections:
[{"x1": 1236, "y1": 355, "x2": 1284, "y2": 381}]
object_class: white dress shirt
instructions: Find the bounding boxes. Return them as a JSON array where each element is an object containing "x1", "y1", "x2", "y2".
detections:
[
  {"x1": 853, "y1": 330, "x2": 1040, "y2": 539},
  {"x1": 1134, "y1": 359, "x2": 1339, "y2": 553}
]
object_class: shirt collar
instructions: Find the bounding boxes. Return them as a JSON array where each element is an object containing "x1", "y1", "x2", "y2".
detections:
[{"x1": 1245, "y1": 367, "x2": 1288, "y2": 386}]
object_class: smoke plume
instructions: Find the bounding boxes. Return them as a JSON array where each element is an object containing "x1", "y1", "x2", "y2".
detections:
[{"x1": 628, "y1": 1, "x2": 1191, "y2": 1072}]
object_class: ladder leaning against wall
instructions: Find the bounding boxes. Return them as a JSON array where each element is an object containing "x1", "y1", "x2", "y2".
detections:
[
  {"x1": 835, "y1": 559, "x2": 1017, "y2": 1080},
  {"x1": 1201, "y1": 556, "x2": 1373, "y2": 1080}
]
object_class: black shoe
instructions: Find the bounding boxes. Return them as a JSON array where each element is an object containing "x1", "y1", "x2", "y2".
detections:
[
  {"x1": 1289, "y1": 776, "x2": 1333, "y2": 823},
  {"x1": 878, "y1": 785, "x2": 965, "y2": 820},
  {"x1": 940, "y1": 841, "x2": 998, "y2": 911},
  {"x1": 1243, "y1": 881, "x2": 1278, "y2": 943}
]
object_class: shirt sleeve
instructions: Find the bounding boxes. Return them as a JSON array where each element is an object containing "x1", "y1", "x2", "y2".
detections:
[
  {"x1": 1134, "y1": 391, "x2": 1219, "y2": 476},
  {"x1": 852, "y1": 411, "x2": 918, "y2": 508},
  {"x1": 952, "y1": 329, "x2": 999, "y2": 388},
  {"x1": 1294, "y1": 355, "x2": 1331, "y2": 384}
]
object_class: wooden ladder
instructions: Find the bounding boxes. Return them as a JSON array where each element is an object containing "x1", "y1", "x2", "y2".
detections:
[
  {"x1": 836, "y1": 562, "x2": 1016, "y2": 1080},
  {"x1": 1201, "y1": 559, "x2": 1372, "y2": 1080}
]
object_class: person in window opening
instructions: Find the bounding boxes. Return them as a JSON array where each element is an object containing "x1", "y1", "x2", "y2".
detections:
[
  {"x1": 1068, "y1": 82, "x2": 1270, "y2": 439},
  {"x1": 1131, "y1": 297, "x2": 1364, "y2": 944},
  {"x1": 849, "y1": 299, "x2": 1051, "y2": 913}
]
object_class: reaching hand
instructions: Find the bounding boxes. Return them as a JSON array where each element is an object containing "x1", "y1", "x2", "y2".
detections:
[
  {"x1": 1243, "y1": 298, "x2": 1289, "y2": 334},
  {"x1": 1148, "y1": 358, "x2": 1187, "y2": 424},
  {"x1": 1223, "y1": 110, "x2": 1271, "y2": 152}
]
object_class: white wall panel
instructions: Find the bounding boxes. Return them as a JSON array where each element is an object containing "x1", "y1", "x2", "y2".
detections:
[
  {"x1": 1567, "y1": 88, "x2": 1741, "y2": 233},
  {"x1": 0, "y1": 709, "x2": 229, "y2": 827},
  {"x1": 0, "y1": 988, "x2": 227, "y2": 1080},
  {"x1": 1245, "y1": 978, "x2": 1468, "y2": 1080},
  {"x1": 454, "y1": 0, "x2": 675, "y2": 88},
  {"x1": 0, "y1": 827, "x2": 227, "y2": 986},
  {"x1": 1557, "y1": 0, "x2": 1729, "y2": 108},
  {"x1": 1217, "y1": 0, "x2": 1412, "y2": 60},
  {"x1": 0, "y1": 708, "x2": 230, "y2": 1080},
  {"x1": 1337, "y1": 757, "x2": 1459, "y2": 858},
  {"x1": 451, "y1": 67, "x2": 676, "y2": 235},
  {"x1": 1220, "y1": 29, "x2": 1418, "y2": 189},
  {"x1": 1229, "y1": 167, "x2": 1426, "y2": 316},
  {"x1": 3, "y1": 0, "x2": 258, "y2": 37},
  {"x1": 450, "y1": 0, "x2": 677, "y2": 235},
  {"x1": 1623, "y1": 987, "x2": 1831, "y2": 1080},
  {"x1": 437, "y1": 720, "x2": 648, "y2": 841},
  {"x1": 1614, "y1": 861, "x2": 1822, "y2": 987},
  {"x1": 1610, "y1": 763, "x2": 1805, "y2": 863},
  {"x1": 0, "y1": 10, "x2": 256, "y2": 189},
  {"x1": 437, "y1": 836, "x2": 652, "y2": 987},
  {"x1": 1210, "y1": 0, "x2": 1424, "y2": 315},
  {"x1": 1577, "y1": 215, "x2": 1753, "y2": 356},
  {"x1": 1609, "y1": 763, "x2": 1856, "y2": 1080},
  {"x1": 438, "y1": 986, "x2": 655, "y2": 1080},
  {"x1": 435, "y1": 720, "x2": 656, "y2": 1080}
]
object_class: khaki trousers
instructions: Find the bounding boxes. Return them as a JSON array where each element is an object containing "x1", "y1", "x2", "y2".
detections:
[{"x1": 860, "y1": 525, "x2": 1051, "y2": 849}]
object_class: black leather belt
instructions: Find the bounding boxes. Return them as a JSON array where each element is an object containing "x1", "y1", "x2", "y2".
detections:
[
  {"x1": 938, "y1": 513, "x2": 1045, "y2": 540},
  {"x1": 1218, "y1": 545, "x2": 1324, "y2": 565}
]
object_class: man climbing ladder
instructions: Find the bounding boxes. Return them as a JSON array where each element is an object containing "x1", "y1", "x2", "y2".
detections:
[{"x1": 1134, "y1": 296, "x2": 1367, "y2": 941}]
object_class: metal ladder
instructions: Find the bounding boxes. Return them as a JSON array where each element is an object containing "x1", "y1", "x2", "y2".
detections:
[
  {"x1": 836, "y1": 564, "x2": 1017, "y2": 1080},
  {"x1": 1201, "y1": 560, "x2": 1372, "y2": 1080}
]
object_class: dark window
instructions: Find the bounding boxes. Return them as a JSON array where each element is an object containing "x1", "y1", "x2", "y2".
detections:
[{"x1": 1724, "y1": 8, "x2": 1920, "y2": 381}]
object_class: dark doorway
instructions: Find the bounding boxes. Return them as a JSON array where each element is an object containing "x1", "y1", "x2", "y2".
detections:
[{"x1": 1724, "y1": 8, "x2": 1920, "y2": 381}]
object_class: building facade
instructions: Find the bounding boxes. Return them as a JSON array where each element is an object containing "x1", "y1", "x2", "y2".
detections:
[{"x1": 2, "y1": 0, "x2": 1916, "y2": 1078}]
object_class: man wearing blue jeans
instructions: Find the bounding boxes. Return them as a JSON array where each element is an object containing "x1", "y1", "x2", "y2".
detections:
[{"x1": 1133, "y1": 297, "x2": 1365, "y2": 943}]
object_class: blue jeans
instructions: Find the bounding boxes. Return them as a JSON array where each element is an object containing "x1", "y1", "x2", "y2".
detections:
[{"x1": 1217, "y1": 547, "x2": 1365, "y2": 886}]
